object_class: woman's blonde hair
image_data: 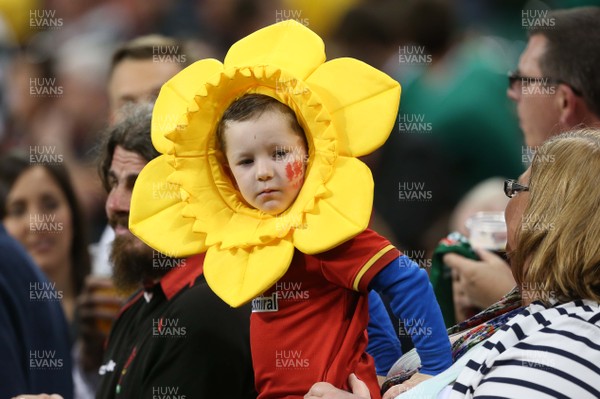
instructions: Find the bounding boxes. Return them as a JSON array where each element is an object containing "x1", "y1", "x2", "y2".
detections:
[{"x1": 511, "y1": 128, "x2": 600, "y2": 304}]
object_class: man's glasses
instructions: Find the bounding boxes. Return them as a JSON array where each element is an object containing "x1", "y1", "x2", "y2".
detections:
[
  {"x1": 504, "y1": 179, "x2": 529, "y2": 198},
  {"x1": 507, "y1": 71, "x2": 582, "y2": 96}
]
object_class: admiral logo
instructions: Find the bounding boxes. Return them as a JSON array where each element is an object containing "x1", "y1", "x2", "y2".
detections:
[{"x1": 252, "y1": 292, "x2": 279, "y2": 312}]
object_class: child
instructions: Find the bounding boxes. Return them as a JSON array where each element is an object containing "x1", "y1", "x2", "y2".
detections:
[
  {"x1": 217, "y1": 93, "x2": 451, "y2": 398},
  {"x1": 129, "y1": 20, "x2": 451, "y2": 399}
]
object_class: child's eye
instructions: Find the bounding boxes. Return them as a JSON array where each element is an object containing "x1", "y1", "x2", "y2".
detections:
[
  {"x1": 238, "y1": 159, "x2": 253, "y2": 166},
  {"x1": 274, "y1": 149, "x2": 288, "y2": 159}
]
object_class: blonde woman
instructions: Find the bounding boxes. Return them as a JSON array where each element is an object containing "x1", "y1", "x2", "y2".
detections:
[{"x1": 307, "y1": 129, "x2": 600, "y2": 399}]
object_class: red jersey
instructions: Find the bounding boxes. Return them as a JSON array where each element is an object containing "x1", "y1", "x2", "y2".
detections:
[{"x1": 250, "y1": 229, "x2": 399, "y2": 399}]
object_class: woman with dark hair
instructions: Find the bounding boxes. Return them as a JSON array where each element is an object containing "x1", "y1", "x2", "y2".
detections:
[{"x1": 0, "y1": 152, "x2": 91, "y2": 325}]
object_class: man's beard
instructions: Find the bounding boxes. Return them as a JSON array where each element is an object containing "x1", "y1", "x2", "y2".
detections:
[{"x1": 110, "y1": 233, "x2": 171, "y2": 294}]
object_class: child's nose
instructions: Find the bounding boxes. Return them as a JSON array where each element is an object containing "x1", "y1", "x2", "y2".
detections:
[{"x1": 256, "y1": 159, "x2": 274, "y2": 181}]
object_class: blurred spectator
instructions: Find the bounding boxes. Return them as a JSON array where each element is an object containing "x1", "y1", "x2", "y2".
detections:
[
  {"x1": 108, "y1": 34, "x2": 192, "y2": 122},
  {"x1": 446, "y1": 178, "x2": 513, "y2": 322},
  {"x1": 448, "y1": 177, "x2": 508, "y2": 237},
  {"x1": 194, "y1": 0, "x2": 288, "y2": 55},
  {"x1": 0, "y1": 153, "x2": 95, "y2": 398},
  {"x1": 0, "y1": 223, "x2": 73, "y2": 399},
  {"x1": 447, "y1": 5, "x2": 600, "y2": 325},
  {"x1": 370, "y1": 0, "x2": 523, "y2": 254},
  {"x1": 0, "y1": 153, "x2": 91, "y2": 324},
  {"x1": 507, "y1": 6, "x2": 600, "y2": 147}
]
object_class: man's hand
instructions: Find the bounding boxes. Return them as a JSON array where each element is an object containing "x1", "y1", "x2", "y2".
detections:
[
  {"x1": 382, "y1": 372, "x2": 432, "y2": 399},
  {"x1": 445, "y1": 249, "x2": 515, "y2": 311},
  {"x1": 305, "y1": 374, "x2": 370, "y2": 399}
]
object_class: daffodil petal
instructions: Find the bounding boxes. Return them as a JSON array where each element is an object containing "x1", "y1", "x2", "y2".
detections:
[
  {"x1": 204, "y1": 240, "x2": 295, "y2": 307},
  {"x1": 224, "y1": 20, "x2": 325, "y2": 80},
  {"x1": 294, "y1": 157, "x2": 373, "y2": 254},
  {"x1": 152, "y1": 59, "x2": 224, "y2": 154},
  {"x1": 129, "y1": 156, "x2": 206, "y2": 256},
  {"x1": 306, "y1": 57, "x2": 400, "y2": 157}
]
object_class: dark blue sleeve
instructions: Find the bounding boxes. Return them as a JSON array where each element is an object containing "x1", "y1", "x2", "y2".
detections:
[
  {"x1": 370, "y1": 255, "x2": 452, "y2": 375},
  {"x1": 0, "y1": 224, "x2": 73, "y2": 399},
  {"x1": 366, "y1": 290, "x2": 402, "y2": 376}
]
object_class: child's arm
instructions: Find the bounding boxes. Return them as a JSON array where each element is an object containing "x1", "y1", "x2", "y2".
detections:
[
  {"x1": 366, "y1": 290, "x2": 402, "y2": 376},
  {"x1": 369, "y1": 255, "x2": 452, "y2": 375}
]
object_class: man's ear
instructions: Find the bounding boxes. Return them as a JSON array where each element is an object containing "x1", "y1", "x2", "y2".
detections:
[{"x1": 556, "y1": 84, "x2": 582, "y2": 128}]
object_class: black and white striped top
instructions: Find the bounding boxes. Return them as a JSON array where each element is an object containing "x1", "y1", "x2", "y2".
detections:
[{"x1": 450, "y1": 299, "x2": 600, "y2": 399}]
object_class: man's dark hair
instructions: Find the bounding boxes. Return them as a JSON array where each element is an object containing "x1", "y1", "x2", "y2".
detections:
[
  {"x1": 216, "y1": 93, "x2": 306, "y2": 152},
  {"x1": 109, "y1": 34, "x2": 191, "y2": 76},
  {"x1": 529, "y1": 7, "x2": 600, "y2": 117},
  {"x1": 98, "y1": 104, "x2": 159, "y2": 192}
]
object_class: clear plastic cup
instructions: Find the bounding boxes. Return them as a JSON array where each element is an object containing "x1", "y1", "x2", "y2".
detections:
[{"x1": 465, "y1": 211, "x2": 507, "y2": 252}]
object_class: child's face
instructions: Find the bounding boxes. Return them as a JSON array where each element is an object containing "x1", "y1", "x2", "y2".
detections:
[{"x1": 224, "y1": 110, "x2": 307, "y2": 215}]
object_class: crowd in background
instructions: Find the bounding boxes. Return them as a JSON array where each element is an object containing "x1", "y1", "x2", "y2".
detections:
[
  {"x1": 2, "y1": 0, "x2": 600, "y2": 398},
  {"x1": 1, "y1": 0, "x2": 597, "y2": 248}
]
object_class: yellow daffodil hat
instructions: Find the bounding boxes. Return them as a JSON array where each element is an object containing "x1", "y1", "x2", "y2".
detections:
[{"x1": 129, "y1": 20, "x2": 401, "y2": 307}]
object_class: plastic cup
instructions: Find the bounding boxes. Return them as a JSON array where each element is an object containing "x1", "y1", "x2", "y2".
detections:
[{"x1": 465, "y1": 211, "x2": 507, "y2": 252}]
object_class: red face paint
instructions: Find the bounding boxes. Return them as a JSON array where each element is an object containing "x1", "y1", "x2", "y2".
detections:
[{"x1": 286, "y1": 161, "x2": 304, "y2": 189}]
